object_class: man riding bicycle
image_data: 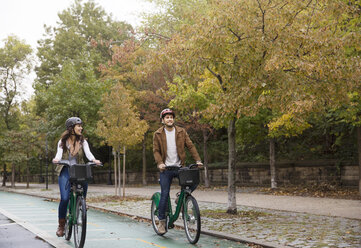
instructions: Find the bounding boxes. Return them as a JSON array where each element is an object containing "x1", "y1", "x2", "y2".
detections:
[{"x1": 153, "y1": 108, "x2": 203, "y2": 234}]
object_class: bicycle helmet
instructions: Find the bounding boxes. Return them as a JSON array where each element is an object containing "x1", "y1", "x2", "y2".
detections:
[
  {"x1": 65, "y1": 117, "x2": 82, "y2": 129},
  {"x1": 160, "y1": 108, "x2": 175, "y2": 120}
]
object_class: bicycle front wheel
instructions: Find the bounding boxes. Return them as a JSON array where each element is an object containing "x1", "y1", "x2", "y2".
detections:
[
  {"x1": 64, "y1": 201, "x2": 72, "y2": 241},
  {"x1": 182, "y1": 195, "x2": 201, "y2": 244},
  {"x1": 74, "y1": 196, "x2": 87, "y2": 248}
]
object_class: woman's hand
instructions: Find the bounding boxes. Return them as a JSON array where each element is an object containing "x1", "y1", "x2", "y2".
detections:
[
  {"x1": 93, "y1": 159, "x2": 101, "y2": 165},
  {"x1": 52, "y1": 159, "x2": 59, "y2": 164}
]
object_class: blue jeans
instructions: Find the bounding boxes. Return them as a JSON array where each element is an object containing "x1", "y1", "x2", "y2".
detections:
[
  {"x1": 158, "y1": 169, "x2": 197, "y2": 220},
  {"x1": 58, "y1": 167, "x2": 88, "y2": 219}
]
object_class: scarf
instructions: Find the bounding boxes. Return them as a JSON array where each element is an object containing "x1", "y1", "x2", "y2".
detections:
[{"x1": 67, "y1": 137, "x2": 81, "y2": 157}]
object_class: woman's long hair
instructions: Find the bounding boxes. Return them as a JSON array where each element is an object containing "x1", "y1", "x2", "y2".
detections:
[{"x1": 59, "y1": 126, "x2": 84, "y2": 150}]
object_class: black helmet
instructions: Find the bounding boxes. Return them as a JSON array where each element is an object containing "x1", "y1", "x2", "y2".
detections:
[
  {"x1": 160, "y1": 108, "x2": 175, "y2": 120},
  {"x1": 65, "y1": 117, "x2": 82, "y2": 129}
]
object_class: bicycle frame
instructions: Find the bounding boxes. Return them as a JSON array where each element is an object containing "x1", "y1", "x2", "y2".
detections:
[
  {"x1": 166, "y1": 189, "x2": 186, "y2": 227},
  {"x1": 151, "y1": 187, "x2": 192, "y2": 228},
  {"x1": 67, "y1": 184, "x2": 84, "y2": 226}
]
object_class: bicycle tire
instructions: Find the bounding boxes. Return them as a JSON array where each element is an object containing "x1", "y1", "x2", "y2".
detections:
[
  {"x1": 183, "y1": 195, "x2": 201, "y2": 244},
  {"x1": 150, "y1": 198, "x2": 167, "y2": 236},
  {"x1": 64, "y1": 201, "x2": 72, "y2": 240},
  {"x1": 74, "y1": 196, "x2": 87, "y2": 248}
]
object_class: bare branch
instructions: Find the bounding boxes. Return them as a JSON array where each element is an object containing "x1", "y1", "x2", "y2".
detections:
[{"x1": 206, "y1": 66, "x2": 226, "y2": 92}]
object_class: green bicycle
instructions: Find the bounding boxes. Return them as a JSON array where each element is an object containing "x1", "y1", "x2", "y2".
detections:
[
  {"x1": 55, "y1": 160, "x2": 102, "y2": 248},
  {"x1": 151, "y1": 164, "x2": 201, "y2": 244}
]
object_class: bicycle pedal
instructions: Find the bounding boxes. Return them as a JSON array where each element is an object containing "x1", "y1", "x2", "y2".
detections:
[{"x1": 168, "y1": 223, "x2": 175, "y2": 229}]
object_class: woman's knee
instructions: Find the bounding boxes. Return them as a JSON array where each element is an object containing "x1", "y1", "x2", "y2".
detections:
[{"x1": 60, "y1": 194, "x2": 70, "y2": 202}]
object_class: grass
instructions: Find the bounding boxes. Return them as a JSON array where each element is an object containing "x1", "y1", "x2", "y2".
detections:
[
  {"x1": 201, "y1": 209, "x2": 271, "y2": 220},
  {"x1": 87, "y1": 195, "x2": 148, "y2": 203}
]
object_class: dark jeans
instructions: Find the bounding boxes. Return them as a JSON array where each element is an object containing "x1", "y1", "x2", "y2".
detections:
[
  {"x1": 58, "y1": 167, "x2": 88, "y2": 219},
  {"x1": 158, "y1": 169, "x2": 197, "y2": 220}
]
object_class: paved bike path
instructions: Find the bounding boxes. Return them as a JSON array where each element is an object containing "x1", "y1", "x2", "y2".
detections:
[{"x1": 0, "y1": 191, "x2": 248, "y2": 248}]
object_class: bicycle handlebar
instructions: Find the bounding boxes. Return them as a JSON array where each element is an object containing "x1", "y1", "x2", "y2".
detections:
[
  {"x1": 165, "y1": 164, "x2": 200, "y2": 170},
  {"x1": 53, "y1": 160, "x2": 103, "y2": 167}
]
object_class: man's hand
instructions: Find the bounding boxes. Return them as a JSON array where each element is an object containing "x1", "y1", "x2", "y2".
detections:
[
  {"x1": 158, "y1": 163, "x2": 166, "y2": 172},
  {"x1": 196, "y1": 161, "x2": 204, "y2": 169}
]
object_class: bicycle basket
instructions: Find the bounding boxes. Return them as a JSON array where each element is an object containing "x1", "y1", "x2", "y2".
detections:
[
  {"x1": 178, "y1": 168, "x2": 199, "y2": 187},
  {"x1": 69, "y1": 164, "x2": 93, "y2": 183}
]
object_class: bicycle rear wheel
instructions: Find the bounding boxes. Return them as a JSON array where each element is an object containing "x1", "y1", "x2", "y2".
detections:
[
  {"x1": 74, "y1": 196, "x2": 87, "y2": 248},
  {"x1": 182, "y1": 195, "x2": 201, "y2": 244},
  {"x1": 64, "y1": 201, "x2": 72, "y2": 240}
]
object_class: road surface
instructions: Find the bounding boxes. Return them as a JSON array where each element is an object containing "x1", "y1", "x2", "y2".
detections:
[{"x1": 0, "y1": 191, "x2": 249, "y2": 248}]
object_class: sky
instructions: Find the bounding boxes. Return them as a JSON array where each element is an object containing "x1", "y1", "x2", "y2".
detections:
[{"x1": 0, "y1": 0, "x2": 156, "y2": 99}]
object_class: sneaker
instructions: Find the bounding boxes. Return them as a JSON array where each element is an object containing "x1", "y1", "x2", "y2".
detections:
[{"x1": 158, "y1": 220, "x2": 166, "y2": 234}]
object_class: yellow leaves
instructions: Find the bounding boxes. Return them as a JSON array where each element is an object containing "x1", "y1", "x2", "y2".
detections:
[
  {"x1": 96, "y1": 82, "x2": 149, "y2": 149},
  {"x1": 268, "y1": 112, "x2": 312, "y2": 138}
]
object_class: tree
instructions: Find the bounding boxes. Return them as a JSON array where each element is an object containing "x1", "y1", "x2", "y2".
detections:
[
  {"x1": 19, "y1": 99, "x2": 45, "y2": 188},
  {"x1": 0, "y1": 35, "x2": 32, "y2": 129},
  {"x1": 166, "y1": 77, "x2": 214, "y2": 187},
  {"x1": 99, "y1": 34, "x2": 169, "y2": 185},
  {"x1": 41, "y1": 56, "x2": 111, "y2": 142},
  {"x1": 35, "y1": 0, "x2": 132, "y2": 88},
  {"x1": 0, "y1": 35, "x2": 32, "y2": 186},
  {"x1": 337, "y1": 0, "x2": 361, "y2": 195},
  {"x1": 146, "y1": 0, "x2": 357, "y2": 213},
  {"x1": 97, "y1": 83, "x2": 149, "y2": 197},
  {"x1": 34, "y1": 0, "x2": 133, "y2": 146}
]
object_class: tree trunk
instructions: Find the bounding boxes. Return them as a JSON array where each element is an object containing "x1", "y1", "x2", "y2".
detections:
[
  {"x1": 118, "y1": 151, "x2": 121, "y2": 196},
  {"x1": 203, "y1": 129, "x2": 210, "y2": 188},
  {"x1": 11, "y1": 163, "x2": 15, "y2": 188},
  {"x1": 113, "y1": 149, "x2": 118, "y2": 195},
  {"x1": 51, "y1": 162, "x2": 55, "y2": 184},
  {"x1": 108, "y1": 146, "x2": 112, "y2": 185},
  {"x1": 357, "y1": 126, "x2": 361, "y2": 196},
  {"x1": 122, "y1": 146, "x2": 126, "y2": 199},
  {"x1": 227, "y1": 118, "x2": 237, "y2": 214},
  {"x1": 17, "y1": 164, "x2": 21, "y2": 182},
  {"x1": 26, "y1": 156, "x2": 30, "y2": 189},
  {"x1": 142, "y1": 135, "x2": 147, "y2": 185},
  {"x1": 270, "y1": 138, "x2": 277, "y2": 189},
  {"x1": 2, "y1": 164, "x2": 6, "y2": 187}
]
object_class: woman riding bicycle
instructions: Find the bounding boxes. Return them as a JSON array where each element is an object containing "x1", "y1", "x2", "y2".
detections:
[
  {"x1": 52, "y1": 117, "x2": 101, "y2": 237},
  {"x1": 153, "y1": 108, "x2": 203, "y2": 234}
]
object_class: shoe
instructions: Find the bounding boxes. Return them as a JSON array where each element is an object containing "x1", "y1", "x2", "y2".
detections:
[
  {"x1": 158, "y1": 219, "x2": 166, "y2": 234},
  {"x1": 56, "y1": 218, "x2": 66, "y2": 237}
]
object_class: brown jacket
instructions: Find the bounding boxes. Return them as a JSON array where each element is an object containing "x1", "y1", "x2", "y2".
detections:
[{"x1": 153, "y1": 125, "x2": 201, "y2": 166}]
